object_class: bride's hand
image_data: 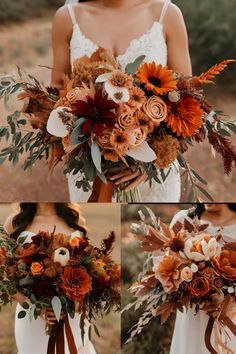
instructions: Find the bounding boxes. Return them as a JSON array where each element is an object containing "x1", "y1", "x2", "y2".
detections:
[
  {"x1": 12, "y1": 292, "x2": 28, "y2": 305},
  {"x1": 41, "y1": 308, "x2": 66, "y2": 325},
  {"x1": 110, "y1": 169, "x2": 147, "y2": 191}
]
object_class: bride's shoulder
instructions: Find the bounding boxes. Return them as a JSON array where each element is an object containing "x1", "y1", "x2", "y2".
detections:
[
  {"x1": 149, "y1": 1, "x2": 183, "y2": 19},
  {"x1": 4, "y1": 212, "x2": 18, "y2": 235}
]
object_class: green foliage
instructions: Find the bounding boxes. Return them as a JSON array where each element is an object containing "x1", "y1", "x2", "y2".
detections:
[
  {"x1": 0, "y1": 0, "x2": 64, "y2": 24},
  {"x1": 174, "y1": 0, "x2": 236, "y2": 90}
]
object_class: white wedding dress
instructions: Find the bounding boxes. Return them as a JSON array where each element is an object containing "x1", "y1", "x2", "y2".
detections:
[
  {"x1": 15, "y1": 230, "x2": 96, "y2": 354},
  {"x1": 169, "y1": 210, "x2": 236, "y2": 354},
  {"x1": 66, "y1": 0, "x2": 181, "y2": 203}
]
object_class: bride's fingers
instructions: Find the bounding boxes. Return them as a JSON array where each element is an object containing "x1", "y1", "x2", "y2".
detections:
[
  {"x1": 124, "y1": 174, "x2": 147, "y2": 192},
  {"x1": 114, "y1": 171, "x2": 140, "y2": 185},
  {"x1": 109, "y1": 170, "x2": 133, "y2": 180}
]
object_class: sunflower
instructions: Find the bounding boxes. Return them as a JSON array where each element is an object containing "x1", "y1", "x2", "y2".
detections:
[
  {"x1": 165, "y1": 94, "x2": 204, "y2": 138},
  {"x1": 136, "y1": 62, "x2": 177, "y2": 95}
]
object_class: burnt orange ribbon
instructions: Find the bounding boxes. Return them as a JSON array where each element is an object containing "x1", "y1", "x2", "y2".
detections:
[
  {"x1": 88, "y1": 176, "x2": 114, "y2": 202},
  {"x1": 205, "y1": 296, "x2": 236, "y2": 354},
  {"x1": 47, "y1": 316, "x2": 77, "y2": 354}
]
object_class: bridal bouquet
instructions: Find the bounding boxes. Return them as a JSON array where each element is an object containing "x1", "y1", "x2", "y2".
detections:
[
  {"x1": 0, "y1": 48, "x2": 236, "y2": 201},
  {"x1": 124, "y1": 208, "x2": 236, "y2": 354},
  {"x1": 0, "y1": 226, "x2": 120, "y2": 353}
]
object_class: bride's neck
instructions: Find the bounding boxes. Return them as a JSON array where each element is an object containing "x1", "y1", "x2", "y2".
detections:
[
  {"x1": 36, "y1": 203, "x2": 57, "y2": 216},
  {"x1": 203, "y1": 205, "x2": 236, "y2": 224},
  {"x1": 97, "y1": 0, "x2": 146, "y2": 9}
]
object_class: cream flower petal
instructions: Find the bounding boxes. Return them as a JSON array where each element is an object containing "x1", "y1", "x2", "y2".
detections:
[
  {"x1": 47, "y1": 106, "x2": 69, "y2": 137},
  {"x1": 95, "y1": 72, "x2": 112, "y2": 83},
  {"x1": 53, "y1": 247, "x2": 70, "y2": 267},
  {"x1": 126, "y1": 141, "x2": 156, "y2": 162}
]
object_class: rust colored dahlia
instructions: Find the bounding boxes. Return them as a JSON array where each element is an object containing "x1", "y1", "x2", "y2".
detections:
[
  {"x1": 165, "y1": 94, "x2": 204, "y2": 138},
  {"x1": 61, "y1": 266, "x2": 92, "y2": 302},
  {"x1": 211, "y1": 250, "x2": 236, "y2": 280},
  {"x1": 189, "y1": 276, "x2": 211, "y2": 297},
  {"x1": 136, "y1": 62, "x2": 177, "y2": 95}
]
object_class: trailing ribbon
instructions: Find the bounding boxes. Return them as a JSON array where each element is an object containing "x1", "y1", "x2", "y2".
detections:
[
  {"x1": 205, "y1": 296, "x2": 236, "y2": 354},
  {"x1": 47, "y1": 315, "x2": 77, "y2": 354},
  {"x1": 88, "y1": 176, "x2": 113, "y2": 202}
]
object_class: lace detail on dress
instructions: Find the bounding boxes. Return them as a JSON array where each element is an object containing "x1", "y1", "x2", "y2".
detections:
[{"x1": 70, "y1": 21, "x2": 167, "y2": 70}]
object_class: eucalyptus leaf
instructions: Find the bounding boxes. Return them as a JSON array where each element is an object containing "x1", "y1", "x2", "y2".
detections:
[
  {"x1": 125, "y1": 55, "x2": 146, "y2": 75},
  {"x1": 18, "y1": 311, "x2": 26, "y2": 319},
  {"x1": 51, "y1": 296, "x2": 62, "y2": 322},
  {"x1": 70, "y1": 118, "x2": 87, "y2": 145},
  {"x1": 91, "y1": 140, "x2": 102, "y2": 173}
]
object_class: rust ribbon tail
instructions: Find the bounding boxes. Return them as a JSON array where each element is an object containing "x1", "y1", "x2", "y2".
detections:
[
  {"x1": 88, "y1": 176, "x2": 113, "y2": 202},
  {"x1": 47, "y1": 316, "x2": 77, "y2": 354}
]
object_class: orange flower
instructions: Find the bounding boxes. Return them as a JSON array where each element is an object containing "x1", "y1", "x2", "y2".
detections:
[
  {"x1": 90, "y1": 259, "x2": 110, "y2": 282},
  {"x1": 102, "y1": 150, "x2": 120, "y2": 162},
  {"x1": 142, "y1": 96, "x2": 167, "y2": 126},
  {"x1": 211, "y1": 250, "x2": 236, "y2": 280},
  {"x1": 165, "y1": 94, "x2": 204, "y2": 138},
  {"x1": 134, "y1": 110, "x2": 154, "y2": 132},
  {"x1": 128, "y1": 87, "x2": 146, "y2": 110},
  {"x1": 0, "y1": 247, "x2": 7, "y2": 257},
  {"x1": 97, "y1": 129, "x2": 113, "y2": 150},
  {"x1": 136, "y1": 62, "x2": 177, "y2": 95},
  {"x1": 18, "y1": 244, "x2": 39, "y2": 259},
  {"x1": 189, "y1": 276, "x2": 211, "y2": 297},
  {"x1": 151, "y1": 135, "x2": 179, "y2": 169},
  {"x1": 155, "y1": 255, "x2": 186, "y2": 293},
  {"x1": 61, "y1": 266, "x2": 92, "y2": 302},
  {"x1": 117, "y1": 112, "x2": 137, "y2": 129},
  {"x1": 31, "y1": 262, "x2": 44, "y2": 276},
  {"x1": 110, "y1": 128, "x2": 130, "y2": 154},
  {"x1": 69, "y1": 237, "x2": 80, "y2": 248}
]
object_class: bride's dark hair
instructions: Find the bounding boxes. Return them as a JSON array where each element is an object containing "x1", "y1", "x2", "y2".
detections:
[
  {"x1": 10, "y1": 203, "x2": 87, "y2": 239},
  {"x1": 188, "y1": 204, "x2": 236, "y2": 219}
]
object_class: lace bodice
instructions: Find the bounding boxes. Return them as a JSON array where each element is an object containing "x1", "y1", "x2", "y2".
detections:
[
  {"x1": 68, "y1": 1, "x2": 170, "y2": 70},
  {"x1": 170, "y1": 209, "x2": 236, "y2": 241}
]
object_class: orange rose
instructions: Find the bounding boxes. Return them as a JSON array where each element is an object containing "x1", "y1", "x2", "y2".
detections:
[
  {"x1": 117, "y1": 112, "x2": 137, "y2": 129},
  {"x1": 69, "y1": 237, "x2": 80, "y2": 248},
  {"x1": 61, "y1": 266, "x2": 92, "y2": 302},
  {"x1": 97, "y1": 129, "x2": 113, "y2": 150},
  {"x1": 142, "y1": 96, "x2": 167, "y2": 125},
  {"x1": 189, "y1": 276, "x2": 211, "y2": 297},
  {"x1": 180, "y1": 267, "x2": 193, "y2": 282},
  {"x1": 211, "y1": 250, "x2": 236, "y2": 280},
  {"x1": 31, "y1": 262, "x2": 44, "y2": 276},
  {"x1": 66, "y1": 87, "x2": 83, "y2": 104}
]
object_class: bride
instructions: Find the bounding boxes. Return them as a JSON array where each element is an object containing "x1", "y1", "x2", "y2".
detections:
[
  {"x1": 51, "y1": 0, "x2": 192, "y2": 202},
  {"x1": 170, "y1": 203, "x2": 236, "y2": 354},
  {"x1": 4, "y1": 203, "x2": 96, "y2": 354}
]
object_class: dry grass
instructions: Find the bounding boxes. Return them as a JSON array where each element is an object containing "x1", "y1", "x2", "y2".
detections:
[{"x1": 0, "y1": 203, "x2": 121, "y2": 354}]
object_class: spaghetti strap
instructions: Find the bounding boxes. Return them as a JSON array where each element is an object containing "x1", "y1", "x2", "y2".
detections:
[
  {"x1": 159, "y1": 0, "x2": 171, "y2": 23},
  {"x1": 67, "y1": 4, "x2": 77, "y2": 26}
]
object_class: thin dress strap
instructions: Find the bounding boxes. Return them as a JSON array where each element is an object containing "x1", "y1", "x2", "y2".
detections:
[
  {"x1": 159, "y1": 0, "x2": 171, "y2": 23},
  {"x1": 67, "y1": 4, "x2": 77, "y2": 26}
]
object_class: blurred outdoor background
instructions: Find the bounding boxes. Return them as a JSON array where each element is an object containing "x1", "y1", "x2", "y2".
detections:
[
  {"x1": 121, "y1": 203, "x2": 197, "y2": 354},
  {"x1": 0, "y1": 203, "x2": 121, "y2": 354},
  {"x1": 0, "y1": 0, "x2": 236, "y2": 201}
]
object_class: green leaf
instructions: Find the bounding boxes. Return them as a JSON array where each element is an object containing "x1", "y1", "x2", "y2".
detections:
[
  {"x1": 93, "y1": 324, "x2": 100, "y2": 337},
  {"x1": 70, "y1": 118, "x2": 86, "y2": 145},
  {"x1": 22, "y1": 302, "x2": 30, "y2": 310},
  {"x1": 0, "y1": 157, "x2": 7, "y2": 165},
  {"x1": 51, "y1": 296, "x2": 62, "y2": 322},
  {"x1": 226, "y1": 123, "x2": 236, "y2": 134},
  {"x1": 195, "y1": 184, "x2": 214, "y2": 201},
  {"x1": 18, "y1": 311, "x2": 26, "y2": 319},
  {"x1": 191, "y1": 169, "x2": 207, "y2": 185},
  {"x1": 91, "y1": 139, "x2": 102, "y2": 173},
  {"x1": 125, "y1": 55, "x2": 146, "y2": 75}
]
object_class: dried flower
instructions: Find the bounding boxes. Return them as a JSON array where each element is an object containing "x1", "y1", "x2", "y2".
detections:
[
  {"x1": 151, "y1": 135, "x2": 179, "y2": 169},
  {"x1": 180, "y1": 267, "x2": 193, "y2": 282},
  {"x1": 128, "y1": 87, "x2": 146, "y2": 110},
  {"x1": 142, "y1": 96, "x2": 167, "y2": 126},
  {"x1": 189, "y1": 276, "x2": 210, "y2": 297},
  {"x1": 117, "y1": 112, "x2": 137, "y2": 129},
  {"x1": 110, "y1": 128, "x2": 131, "y2": 154},
  {"x1": 211, "y1": 250, "x2": 236, "y2": 280}
]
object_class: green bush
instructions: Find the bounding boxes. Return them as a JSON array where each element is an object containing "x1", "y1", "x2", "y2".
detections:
[
  {"x1": 0, "y1": 0, "x2": 64, "y2": 23},
  {"x1": 174, "y1": 0, "x2": 236, "y2": 89}
]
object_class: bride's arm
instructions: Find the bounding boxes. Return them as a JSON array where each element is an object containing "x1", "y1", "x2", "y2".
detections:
[
  {"x1": 165, "y1": 4, "x2": 192, "y2": 76},
  {"x1": 51, "y1": 7, "x2": 72, "y2": 89}
]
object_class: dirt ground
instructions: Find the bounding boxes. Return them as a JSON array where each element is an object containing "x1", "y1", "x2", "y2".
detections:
[
  {"x1": 0, "y1": 17, "x2": 236, "y2": 202},
  {"x1": 0, "y1": 203, "x2": 121, "y2": 354}
]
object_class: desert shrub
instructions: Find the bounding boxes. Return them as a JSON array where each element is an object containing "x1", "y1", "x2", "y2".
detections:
[
  {"x1": 0, "y1": 0, "x2": 64, "y2": 23},
  {"x1": 174, "y1": 0, "x2": 236, "y2": 89}
]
